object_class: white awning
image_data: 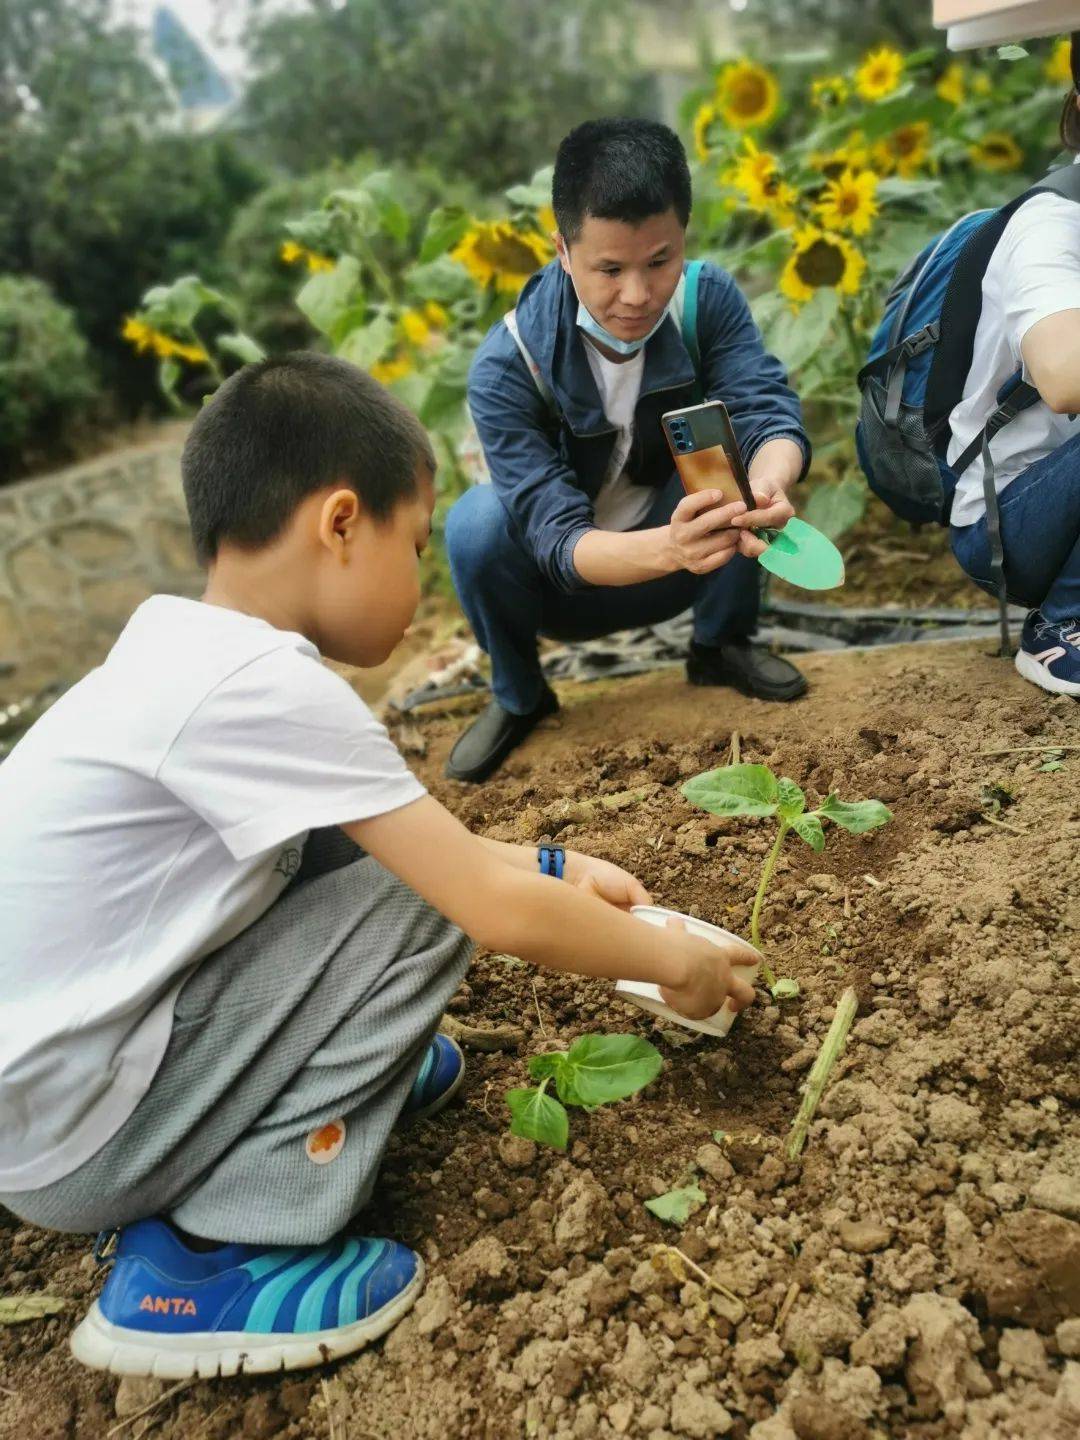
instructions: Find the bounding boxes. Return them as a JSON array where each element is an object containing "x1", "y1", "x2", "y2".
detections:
[{"x1": 934, "y1": 0, "x2": 1080, "y2": 49}]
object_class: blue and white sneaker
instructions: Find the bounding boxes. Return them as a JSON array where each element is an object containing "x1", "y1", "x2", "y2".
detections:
[
  {"x1": 69, "y1": 1219, "x2": 423, "y2": 1378},
  {"x1": 1015, "y1": 611, "x2": 1080, "y2": 697},
  {"x1": 401, "y1": 1033, "x2": 466, "y2": 1121}
]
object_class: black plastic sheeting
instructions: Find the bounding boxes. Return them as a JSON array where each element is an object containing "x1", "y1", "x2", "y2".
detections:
[{"x1": 392, "y1": 596, "x2": 1026, "y2": 714}]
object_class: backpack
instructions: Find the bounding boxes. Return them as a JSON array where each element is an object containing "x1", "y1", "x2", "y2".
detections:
[
  {"x1": 856, "y1": 164, "x2": 1080, "y2": 652},
  {"x1": 459, "y1": 261, "x2": 704, "y2": 482}
]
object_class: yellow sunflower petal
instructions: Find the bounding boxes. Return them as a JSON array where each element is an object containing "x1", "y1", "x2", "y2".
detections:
[
  {"x1": 1046, "y1": 37, "x2": 1073, "y2": 87},
  {"x1": 716, "y1": 60, "x2": 780, "y2": 131},
  {"x1": 855, "y1": 46, "x2": 904, "y2": 103}
]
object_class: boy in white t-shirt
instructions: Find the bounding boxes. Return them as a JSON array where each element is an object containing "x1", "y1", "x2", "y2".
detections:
[
  {"x1": 948, "y1": 39, "x2": 1080, "y2": 697},
  {"x1": 0, "y1": 352, "x2": 754, "y2": 1378}
]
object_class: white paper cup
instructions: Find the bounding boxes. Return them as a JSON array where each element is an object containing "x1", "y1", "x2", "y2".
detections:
[{"x1": 615, "y1": 905, "x2": 761, "y2": 1038}]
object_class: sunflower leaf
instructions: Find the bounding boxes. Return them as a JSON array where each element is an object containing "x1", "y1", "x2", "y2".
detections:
[
  {"x1": 818, "y1": 795, "x2": 893, "y2": 834},
  {"x1": 506, "y1": 1088, "x2": 568, "y2": 1151},
  {"x1": 419, "y1": 207, "x2": 471, "y2": 264},
  {"x1": 681, "y1": 764, "x2": 779, "y2": 818}
]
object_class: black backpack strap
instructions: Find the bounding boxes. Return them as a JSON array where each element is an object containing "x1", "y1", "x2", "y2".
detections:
[{"x1": 952, "y1": 375, "x2": 1041, "y2": 656}]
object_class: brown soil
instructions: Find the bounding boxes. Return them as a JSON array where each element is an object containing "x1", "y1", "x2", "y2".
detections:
[{"x1": 3, "y1": 643, "x2": 1080, "y2": 1439}]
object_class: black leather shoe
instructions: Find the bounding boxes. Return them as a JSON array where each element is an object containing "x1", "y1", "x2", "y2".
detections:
[
  {"x1": 686, "y1": 639, "x2": 807, "y2": 702},
  {"x1": 445, "y1": 686, "x2": 559, "y2": 782}
]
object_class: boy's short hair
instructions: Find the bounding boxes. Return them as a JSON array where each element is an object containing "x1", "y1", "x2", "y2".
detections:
[
  {"x1": 181, "y1": 352, "x2": 434, "y2": 565},
  {"x1": 552, "y1": 118, "x2": 692, "y2": 244}
]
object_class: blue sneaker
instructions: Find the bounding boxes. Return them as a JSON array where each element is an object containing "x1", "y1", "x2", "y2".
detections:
[
  {"x1": 69, "y1": 1219, "x2": 424, "y2": 1378},
  {"x1": 1015, "y1": 611, "x2": 1080, "y2": 697},
  {"x1": 401, "y1": 1033, "x2": 466, "y2": 1121}
]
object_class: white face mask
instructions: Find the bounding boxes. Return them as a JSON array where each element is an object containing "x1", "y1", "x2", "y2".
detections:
[{"x1": 566, "y1": 259, "x2": 671, "y2": 356}]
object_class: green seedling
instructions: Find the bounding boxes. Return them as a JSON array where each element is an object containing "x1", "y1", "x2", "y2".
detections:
[
  {"x1": 680, "y1": 764, "x2": 892, "y2": 999},
  {"x1": 506, "y1": 1034, "x2": 662, "y2": 1151}
]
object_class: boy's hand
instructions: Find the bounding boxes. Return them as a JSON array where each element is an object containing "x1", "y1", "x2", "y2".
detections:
[
  {"x1": 658, "y1": 916, "x2": 757, "y2": 1020},
  {"x1": 731, "y1": 483, "x2": 796, "y2": 559},
  {"x1": 564, "y1": 851, "x2": 651, "y2": 910}
]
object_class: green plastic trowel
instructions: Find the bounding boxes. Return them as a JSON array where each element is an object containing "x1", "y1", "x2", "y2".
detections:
[{"x1": 755, "y1": 515, "x2": 845, "y2": 591}]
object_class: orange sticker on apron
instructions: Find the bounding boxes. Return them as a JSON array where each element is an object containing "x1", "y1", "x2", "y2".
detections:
[{"x1": 305, "y1": 1118, "x2": 346, "y2": 1165}]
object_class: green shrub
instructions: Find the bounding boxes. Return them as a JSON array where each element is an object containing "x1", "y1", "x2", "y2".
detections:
[{"x1": 0, "y1": 276, "x2": 98, "y2": 481}]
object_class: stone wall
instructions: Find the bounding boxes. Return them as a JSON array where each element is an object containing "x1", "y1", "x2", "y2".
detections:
[{"x1": 0, "y1": 435, "x2": 200, "y2": 702}]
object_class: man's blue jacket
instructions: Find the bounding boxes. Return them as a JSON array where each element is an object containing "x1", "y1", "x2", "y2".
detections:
[{"x1": 466, "y1": 258, "x2": 811, "y2": 594}]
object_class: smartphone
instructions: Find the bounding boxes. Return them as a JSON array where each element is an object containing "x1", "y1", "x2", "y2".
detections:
[{"x1": 662, "y1": 400, "x2": 755, "y2": 510}]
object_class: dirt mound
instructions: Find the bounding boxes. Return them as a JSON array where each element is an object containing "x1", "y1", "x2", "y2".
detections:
[{"x1": 2, "y1": 640, "x2": 1078, "y2": 1438}]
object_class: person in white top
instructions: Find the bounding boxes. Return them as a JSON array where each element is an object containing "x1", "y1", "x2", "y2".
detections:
[
  {"x1": 949, "y1": 37, "x2": 1080, "y2": 697},
  {"x1": 0, "y1": 352, "x2": 756, "y2": 1379}
]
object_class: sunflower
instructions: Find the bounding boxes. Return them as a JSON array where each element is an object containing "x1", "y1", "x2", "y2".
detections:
[
  {"x1": 693, "y1": 100, "x2": 719, "y2": 160},
  {"x1": 370, "y1": 354, "x2": 414, "y2": 385},
  {"x1": 537, "y1": 204, "x2": 557, "y2": 238},
  {"x1": 815, "y1": 168, "x2": 879, "y2": 237},
  {"x1": 810, "y1": 132, "x2": 871, "y2": 181},
  {"x1": 970, "y1": 132, "x2": 1023, "y2": 172},
  {"x1": 726, "y1": 140, "x2": 798, "y2": 227},
  {"x1": 855, "y1": 46, "x2": 904, "y2": 103},
  {"x1": 716, "y1": 60, "x2": 780, "y2": 130},
  {"x1": 936, "y1": 63, "x2": 965, "y2": 107},
  {"x1": 1047, "y1": 37, "x2": 1073, "y2": 86},
  {"x1": 399, "y1": 301, "x2": 451, "y2": 349},
  {"x1": 872, "y1": 122, "x2": 930, "y2": 178},
  {"x1": 122, "y1": 316, "x2": 208, "y2": 366},
  {"x1": 279, "y1": 240, "x2": 335, "y2": 274},
  {"x1": 452, "y1": 221, "x2": 551, "y2": 293},
  {"x1": 811, "y1": 75, "x2": 849, "y2": 111},
  {"x1": 971, "y1": 72, "x2": 992, "y2": 97},
  {"x1": 779, "y1": 226, "x2": 866, "y2": 307}
]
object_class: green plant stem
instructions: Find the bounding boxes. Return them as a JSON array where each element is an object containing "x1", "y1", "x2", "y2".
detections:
[
  {"x1": 838, "y1": 305, "x2": 864, "y2": 375},
  {"x1": 785, "y1": 986, "x2": 858, "y2": 1160},
  {"x1": 750, "y1": 819, "x2": 789, "y2": 988}
]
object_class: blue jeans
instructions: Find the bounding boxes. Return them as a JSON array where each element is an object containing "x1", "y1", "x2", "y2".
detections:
[
  {"x1": 950, "y1": 430, "x2": 1080, "y2": 623},
  {"x1": 445, "y1": 476, "x2": 761, "y2": 714}
]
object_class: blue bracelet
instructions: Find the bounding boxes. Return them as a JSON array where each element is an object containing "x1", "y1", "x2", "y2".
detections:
[{"x1": 538, "y1": 843, "x2": 565, "y2": 879}]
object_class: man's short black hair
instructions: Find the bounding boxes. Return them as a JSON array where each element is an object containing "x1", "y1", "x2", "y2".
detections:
[
  {"x1": 181, "y1": 352, "x2": 434, "y2": 566},
  {"x1": 552, "y1": 118, "x2": 692, "y2": 244}
]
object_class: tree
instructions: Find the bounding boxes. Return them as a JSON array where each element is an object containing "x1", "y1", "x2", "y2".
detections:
[
  {"x1": 239, "y1": 0, "x2": 647, "y2": 191},
  {"x1": 0, "y1": 0, "x2": 263, "y2": 410}
]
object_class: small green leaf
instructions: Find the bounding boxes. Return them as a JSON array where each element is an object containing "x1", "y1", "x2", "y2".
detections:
[
  {"x1": 711, "y1": 1130, "x2": 727, "y2": 1145},
  {"x1": 506, "y1": 1087, "x2": 568, "y2": 1150},
  {"x1": 817, "y1": 795, "x2": 893, "y2": 834},
  {"x1": 681, "y1": 764, "x2": 779, "y2": 818},
  {"x1": 1039, "y1": 759, "x2": 1065, "y2": 773},
  {"x1": 777, "y1": 777, "x2": 806, "y2": 820},
  {"x1": 997, "y1": 44, "x2": 1028, "y2": 61},
  {"x1": 770, "y1": 977, "x2": 801, "y2": 1000},
  {"x1": 296, "y1": 256, "x2": 363, "y2": 339},
  {"x1": 419, "y1": 206, "x2": 471, "y2": 263},
  {"x1": 790, "y1": 813, "x2": 826, "y2": 852},
  {"x1": 0, "y1": 1294, "x2": 68, "y2": 1325},
  {"x1": 803, "y1": 477, "x2": 867, "y2": 542},
  {"x1": 336, "y1": 314, "x2": 395, "y2": 370},
  {"x1": 216, "y1": 332, "x2": 265, "y2": 365},
  {"x1": 644, "y1": 1185, "x2": 707, "y2": 1226},
  {"x1": 527, "y1": 1052, "x2": 565, "y2": 1084},
  {"x1": 560, "y1": 1035, "x2": 663, "y2": 1107}
]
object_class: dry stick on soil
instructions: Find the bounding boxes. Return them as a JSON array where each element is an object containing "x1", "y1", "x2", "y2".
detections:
[
  {"x1": 785, "y1": 986, "x2": 859, "y2": 1161},
  {"x1": 652, "y1": 1245, "x2": 742, "y2": 1306},
  {"x1": 981, "y1": 812, "x2": 1028, "y2": 836},
  {"x1": 531, "y1": 980, "x2": 547, "y2": 1036},
  {"x1": 322, "y1": 1377, "x2": 341, "y2": 1440},
  {"x1": 106, "y1": 1379, "x2": 196, "y2": 1438},
  {"x1": 729, "y1": 730, "x2": 741, "y2": 766},
  {"x1": 775, "y1": 1280, "x2": 801, "y2": 1332},
  {"x1": 979, "y1": 744, "x2": 1080, "y2": 755},
  {"x1": 862, "y1": 873, "x2": 882, "y2": 888}
]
